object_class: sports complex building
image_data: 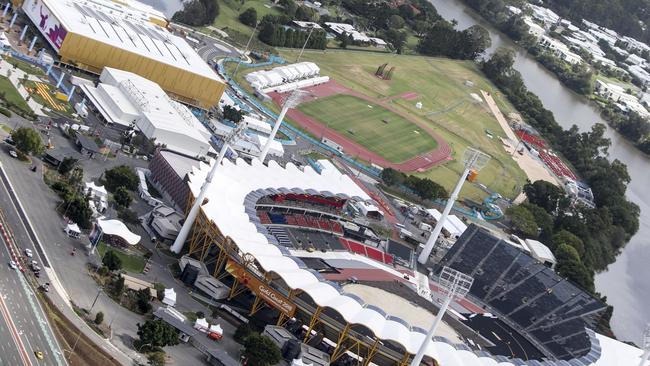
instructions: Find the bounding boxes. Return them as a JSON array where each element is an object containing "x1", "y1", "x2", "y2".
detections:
[
  {"x1": 167, "y1": 155, "x2": 645, "y2": 366},
  {"x1": 22, "y1": 0, "x2": 225, "y2": 109}
]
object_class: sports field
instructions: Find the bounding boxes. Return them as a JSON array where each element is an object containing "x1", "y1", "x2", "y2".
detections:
[{"x1": 299, "y1": 94, "x2": 437, "y2": 163}]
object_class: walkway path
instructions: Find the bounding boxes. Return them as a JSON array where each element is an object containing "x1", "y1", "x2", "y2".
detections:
[
  {"x1": 270, "y1": 80, "x2": 452, "y2": 172},
  {"x1": 0, "y1": 58, "x2": 47, "y2": 116},
  {"x1": 481, "y1": 90, "x2": 559, "y2": 186}
]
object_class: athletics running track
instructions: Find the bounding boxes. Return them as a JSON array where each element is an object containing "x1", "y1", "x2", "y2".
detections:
[{"x1": 269, "y1": 80, "x2": 452, "y2": 172}]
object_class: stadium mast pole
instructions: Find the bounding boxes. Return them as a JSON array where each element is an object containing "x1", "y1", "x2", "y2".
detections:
[
  {"x1": 640, "y1": 324, "x2": 650, "y2": 366},
  {"x1": 259, "y1": 89, "x2": 307, "y2": 162},
  {"x1": 171, "y1": 124, "x2": 247, "y2": 254},
  {"x1": 296, "y1": 24, "x2": 316, "y2": 63},
  {"x1": 417, "y1": 148, "x2": 490, "y2": 265},
  {"x1": 410, "y1": 267, "x2": 473, "y2": 366}
]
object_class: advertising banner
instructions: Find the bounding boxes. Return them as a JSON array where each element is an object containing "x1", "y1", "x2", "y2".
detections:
[
  {"x1": 225, "y1": 260, "x2": 296, "y2": 317},
  {"x1": 23, "y1": 0, "x2": 67, "y2": 51}
]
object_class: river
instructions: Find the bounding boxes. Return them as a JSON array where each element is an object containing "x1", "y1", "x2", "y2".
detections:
[
  {"x1": 429, "y1": 0, "x2": 650, "y2": 343},
  {"x1": 149, "y1": 0, "x2": 648, "y2": 343}
]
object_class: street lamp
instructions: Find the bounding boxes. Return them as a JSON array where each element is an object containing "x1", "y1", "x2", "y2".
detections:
[
  {"x1": 258, "y1": 89, "x2": 308, "y2": 162},
  {"x1": 417, "y1": 148, "x2": 490, "y2": 265},
  {"x1": 410, "y1": 266, "x2": 473, "y2": 366},
  {"x1": 170, "y1": 123, "x2": 248, "y2": 253},
  {"x1": 640, "y1": 324, "x2": 650, "y2": 366}
]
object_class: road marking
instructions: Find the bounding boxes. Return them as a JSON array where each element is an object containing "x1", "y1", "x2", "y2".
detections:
[{"x1": 0, "y1": 290, "x2": 32, "y2": 366}]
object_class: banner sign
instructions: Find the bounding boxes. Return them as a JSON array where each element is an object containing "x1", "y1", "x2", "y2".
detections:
[
  {"x1": 23, "y1": 0, "x2": 68, "y2": 51},
  {"x1": 226, "y1": 260, "x2": 296, "y2": 317}
]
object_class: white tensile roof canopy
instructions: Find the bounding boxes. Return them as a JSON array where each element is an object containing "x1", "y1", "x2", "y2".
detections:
[{"x1": 186, "y1": 158, "x2": 645, "y2": 366}]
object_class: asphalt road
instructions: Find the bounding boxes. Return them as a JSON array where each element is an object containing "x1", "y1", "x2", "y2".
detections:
[{"x1": 0, "y1": 171, "x2": 65, "y2": 365}]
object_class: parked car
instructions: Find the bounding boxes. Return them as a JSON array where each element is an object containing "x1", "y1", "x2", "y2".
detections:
[
  {"x1": 9, "y1": 150, "x2": 18, "y2": 158},
  {"x1": 25, "y1": 248, "x2": 32, "y2": 258},
  {"x1": 9, "y1": 261, "x2": 17, "y2": 270}
]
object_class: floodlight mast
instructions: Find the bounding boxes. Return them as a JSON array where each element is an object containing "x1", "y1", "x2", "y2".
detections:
[
  {"x1": 258, "y1": 89, "x2": 307, "y2": 162},
  {"x1": 417, "y1": 148, "x2": 490, "y2": 265},
  {"x1": 410, "y1": 267, "x2": 473, "y2": 366},
  {"x1": 640, "y1": 324, "x2": 650, "y2": 366},
  {"x1": 170, "y1": 123, "x2": 248, "y2": 254}
]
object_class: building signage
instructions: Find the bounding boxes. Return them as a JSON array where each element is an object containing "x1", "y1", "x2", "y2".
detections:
[
  {"x1": 226, "y1": 260, "x2": 296, "y2": 317},
  {"x1": 23, "y1": 0, "x2": 68, "y2": 51}
]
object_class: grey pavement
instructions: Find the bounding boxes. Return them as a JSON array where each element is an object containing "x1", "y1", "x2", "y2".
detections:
[{"x1": 0, "y1": 115, "x2": 242, "y2": 364}]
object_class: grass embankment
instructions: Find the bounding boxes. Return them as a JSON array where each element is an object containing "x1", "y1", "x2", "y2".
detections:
[
  {"x1": 210, "y1": 0, "x2": 281, "y2": 37},
  {"x1": 299, "y1": 94, "x2": 438, "y2": 163},
  {"x1": 277, "y1": 49, "x2": 527, "y2": 200},
  {"x1": 0, "y1": 76, "x2": 31, "y2": 113}
]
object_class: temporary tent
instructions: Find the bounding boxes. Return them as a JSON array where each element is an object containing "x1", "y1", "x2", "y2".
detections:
[
  {"x1": 194, "y1": 318, "x2": 209, "y2": 332},
  {"x1": 85, "y1": 182, "x2": 108, "y2": 199},
  {"x1": 64, "y1": 223, "x2": 81, "y2": 238},
  {"x1": 96, "y1": 218, "x2": 141, "y2": 245},
  {"x1": 291, "y1": 359, "x2": 314, "y2": 366},
  {"x1": 163, "y1": 288, "x2": 177, "y2": 307},
  {"x1": 209, "y1": 324, "x2": 223, "y2": 335}
]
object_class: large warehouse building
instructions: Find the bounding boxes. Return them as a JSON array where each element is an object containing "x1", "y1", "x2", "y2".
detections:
[{"x1": 22, "y1": 0, "x2": 225, "y2": 109}]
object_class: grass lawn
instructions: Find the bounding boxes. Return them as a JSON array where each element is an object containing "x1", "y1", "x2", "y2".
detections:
[
  {"x1": 299, "y1": 94, "x2": 438, "y2": 163},
  {"x1": 3, "y1": 56, "x2": 45, "y2": 76},
  {"x1": 272, "y1": 49, "x2": 527, "y2": 201},
  {"x1": 211, "y1": 0, "x2": 281, "y2": 36},
  {"x1": 97, "y1": 242, "x2": 146, "y2": 273},
  {"x1": 0, "y1": 76, "x2": 31, "y2": 113}
]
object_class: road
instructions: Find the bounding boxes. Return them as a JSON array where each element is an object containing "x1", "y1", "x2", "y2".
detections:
[{"x1": 0, "y1": 165, "x2": 65, "y2": 366}]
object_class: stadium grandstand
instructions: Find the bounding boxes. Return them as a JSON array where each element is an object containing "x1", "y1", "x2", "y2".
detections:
[
  {"x1": 437, "y1": 224, "x2": 606, "y2": 360},
  {"x1": 174, "y1": 156, "x2": 646, "y2": 366}
]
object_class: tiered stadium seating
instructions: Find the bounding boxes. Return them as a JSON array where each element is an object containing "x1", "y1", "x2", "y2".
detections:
[
  {"x1": 338, "y1": 238, "x2": 394, "y2": 265},
  {"x1": 438, "y1": 224, "x2": 605, "y2": 360},
  {"x1": 267, "y1": 227, "x2": 292, "y2": 247},
  {"x1": 258, "y1": 211, "x2": 271, "y2": 225},
  {"x1": 257, "y1": 211, "x2": 345, "y2": 235},
  {"x1": 268, "y1": 212, "x2": 288, "y2": 225},
  {"x1": 515, "y1": 130, "x2": 547, "y2": 149},
  {"x1": 539, "y1": 150, "x2": 578, "y2": 180}
]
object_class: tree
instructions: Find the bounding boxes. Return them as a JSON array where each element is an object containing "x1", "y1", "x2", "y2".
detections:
[
  {"x1": 11, "y1": 127, "x2": 44, "y2": 155},
  {"x1": 65, "y1": 196, "x2": 92, "y2": 229},
  {"x1": 242, "y1": 334, "x2": 282, "y2": 366},
  {"x1": 94, "y1": 311, "x2": 104, "y2": 325},
  {"x1": 136, "y1": 320, "x2": 179, "y2": 352},
  {"x1": 222, "y1": 105, "x2": 244, "y2": 124},
  {"x1": 388, "y1": 14, "x2": 405, "y2": 29},
  {"x1": 295, "y1": 6, "x2": 316, "y2": 22},
  {"x1": 172, "y1": 0, "x2": 219, "y2": 26},
  {"x1": 554, "y1": 244, "x2": 594, "y2": 292},
  {"x1": 380, "y1": 167, "x2": 405, "y2": 186},
  {"x1": 112, "y1": 275, "x2": 125, "y2": 297},
  {"x1": 136, "y1": 288, "x2": 152, "y2": 314},
  {"x1": 102, "y1": 250, "x2": 123, "y2": 272},
  {"x1": 234, "y1": 323, "x2": 253, "y2": 344},
  {"x1": 147, "y1": 351, "x2": 166, "y2": 366},
  {"x1": 58, "y1": 157, "x2": 78, "y2": 175},
  {"x1": 523, "y1": 180, "x2": 568, "y2": 213},
  {"x1": 412, "y1": 178, "x2": 448, "y2": 200},
  {"x1": 384, "y1": 29, "x2": 407, "y2": 54},
  {"x1": 104, "y1": 165, "x2": 138, "y2": 192},
  {"x1": 506, "y1": 205, "x2": 538, "y2": 237},
  {"x1": 114, "y1": 186, "x2": 132, "y2": 208},
  {"x1": 239, "y1": 7, "x2": 258, "y2": 27},
  {"x1": 553, "y1": 230, "x2": 584, "y2": 256}
]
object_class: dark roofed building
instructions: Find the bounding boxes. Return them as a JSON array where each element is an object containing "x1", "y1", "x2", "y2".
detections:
[
  {"x1": 44, "y1": 147, "x2": 82, "y2": 167},
  {"x1": 75, "y1": 134, "x2": 101, "y2": 156}
]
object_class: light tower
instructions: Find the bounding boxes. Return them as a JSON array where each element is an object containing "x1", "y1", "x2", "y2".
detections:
[
  {"x1": 640, "y1": 324, "x2": 650, "y2": 366},
  {"x1": 417, "y1": 148, "x2": 490, "y2": 265},
  {"x1": 258, "y1": 89, "x2": 308, "y2": 162},
  {"x1": 410, "y1": 266, "x2": 474, "y2": 366},
  {"x1": 170, "y1": 123, "x2": 248, "y2": 254}
]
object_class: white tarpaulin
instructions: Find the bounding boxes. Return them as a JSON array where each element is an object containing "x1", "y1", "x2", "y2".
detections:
[
  {"x1": 96, "y1": 218, "x2": 141, "y2": 245},
  {"x1": 163, "y1": 288, "x2": 176, "y2": 307},
  {"x1": 85, "y1": 182, "x2": 108, "y2": 199},
  {"x1": 209, "y1": 324, "x2": 223, "y2": 335},
  {"x1": 194, "y1": 318, "x2": 209, "y2": 332},
  {"x1": 65, "y1": 223, "x2": 81, "y2": 237}
]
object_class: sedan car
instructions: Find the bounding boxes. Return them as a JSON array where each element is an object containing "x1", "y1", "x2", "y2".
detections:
[
  {"x1": 9, "y1": 261, "x2": 17, "y2": 270},
  {"x1": 9, "y1": 150, "x2": 17, "y2": 158},
  {"x1": 25, "y1": 248, "x2": 33, "y2": 258}
]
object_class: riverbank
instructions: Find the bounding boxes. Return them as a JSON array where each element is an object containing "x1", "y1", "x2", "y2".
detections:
[{"x1": 456, "y1": 0, "x2": 650, "y2": 157}]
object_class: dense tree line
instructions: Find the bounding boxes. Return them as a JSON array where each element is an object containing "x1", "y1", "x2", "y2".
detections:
[
  {"x1": 417, "y1": 22, "x2": 491, "y2": 60},
  {"x1": 462, "y1": 0, "x2": 536, "y2": 47},
  {"x1": 482, "y1": 49, "x2": 640, "y2": 276},
  {"x1": 341, "y1": 0, "x2": 440, "y2": 33},
  {"x1": 172, "y1": 0, "x2": 219, "y2": 26},
  {"x1": 380, "y1": 168, "x2": 448, "y2": 201},
  {"x1": 601, "y1": 109, "x2": 650, "y2": 154},
  {"x1": 257, "y1": 13, "x2": 327, "y2": 49},
  {"x1": 528, "y1": 47, "x2": 593, "y2": 95},
  {"x1": 542, "y1": 0, "x2": 650, "y2": 45}
]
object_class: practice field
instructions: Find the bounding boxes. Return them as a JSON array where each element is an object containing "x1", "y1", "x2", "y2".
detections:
[
  {"x1": 299, "y1": 94, "x2": 438, "y2": 163},
  {"x1": 272, "y1": 49, "x2": 528, "y2": 201}
]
